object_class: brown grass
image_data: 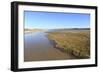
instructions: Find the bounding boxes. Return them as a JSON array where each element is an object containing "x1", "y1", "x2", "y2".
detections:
[{"x1": 47, "y1": 30, "x2": 90, "y2": 59}]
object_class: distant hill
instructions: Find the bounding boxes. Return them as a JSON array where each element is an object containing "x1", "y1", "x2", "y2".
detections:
[
  {"x1": 24, "y1": 28, "x2": 90, "y2": 33},
  {"x1": 48, "y1": 28, "x2": 90, "y2": 30},
  {"x1": 44, "y1": 28, "x2": 90, "y2": 32},
  {"x1": 46, "y1": 28, "x2": 90, "y2": 32}
]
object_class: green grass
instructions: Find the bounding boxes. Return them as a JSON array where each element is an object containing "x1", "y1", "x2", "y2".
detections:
[{"x1": 47, "y1": 30, "x2": 90, "y2": 59}]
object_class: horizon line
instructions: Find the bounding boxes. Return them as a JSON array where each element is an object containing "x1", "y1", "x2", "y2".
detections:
[{"x1": 24, "y1": 27, "x2": 90, "y2": 29}]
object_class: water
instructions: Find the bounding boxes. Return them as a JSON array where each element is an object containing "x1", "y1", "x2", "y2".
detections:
[
  {"x1": 24, "y1": 32, "x2": 52, "y2": 52},
  {"x1": 24, "y1": 32, "x2": 74, "y2": 62}
]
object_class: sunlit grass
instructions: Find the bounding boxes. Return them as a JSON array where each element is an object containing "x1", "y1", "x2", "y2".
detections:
[{"x1": 47, "y1": 30, "x2": 90, "y2": 59}]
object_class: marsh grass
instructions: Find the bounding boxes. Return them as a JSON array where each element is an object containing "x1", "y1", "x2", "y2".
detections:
[{"x1": 47, "y1": 30, "x2": 90, "y2": 59}]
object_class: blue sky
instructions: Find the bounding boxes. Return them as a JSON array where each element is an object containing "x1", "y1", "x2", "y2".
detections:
[{"x1": 24, "y1": 11, "x2": 90, "y2": 29}]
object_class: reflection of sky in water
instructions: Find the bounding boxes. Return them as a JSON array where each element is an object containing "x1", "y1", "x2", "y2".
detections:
[{"x1": 24, "y1": 32, "x2": 52, "y2": 52}]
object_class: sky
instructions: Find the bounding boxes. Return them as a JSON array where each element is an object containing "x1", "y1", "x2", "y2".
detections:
[{"x1": 24, "y1": 11, "x2": 90, "y2": 29}]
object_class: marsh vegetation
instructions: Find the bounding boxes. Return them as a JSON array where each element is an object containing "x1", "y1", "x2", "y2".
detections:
[{"x1": 46, "y1": 29, "x2": 90, "y2": 59}]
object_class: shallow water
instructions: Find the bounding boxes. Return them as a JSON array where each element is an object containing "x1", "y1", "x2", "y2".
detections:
[{"x1": 24, "y1": 32, "x2": 75, "y2": 62}]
